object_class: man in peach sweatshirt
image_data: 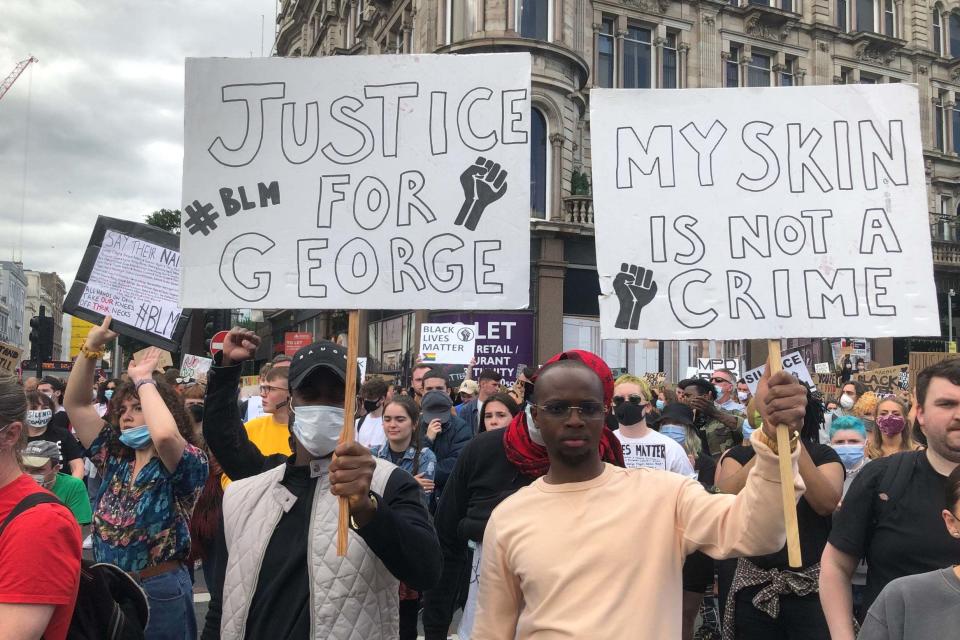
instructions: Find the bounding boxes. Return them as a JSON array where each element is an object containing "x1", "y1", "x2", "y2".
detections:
[{"x1": 473, "y1": 358, "x2": 806, "y2": 639}]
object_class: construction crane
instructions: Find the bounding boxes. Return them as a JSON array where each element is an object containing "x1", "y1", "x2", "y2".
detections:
[{"x1": 0, "y1": 56, "x2": 38, "y2": 102}]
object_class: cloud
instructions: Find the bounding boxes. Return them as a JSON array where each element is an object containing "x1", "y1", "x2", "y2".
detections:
[{"x1": 0, "y1": 0, "x2": 276, "y2": 285}]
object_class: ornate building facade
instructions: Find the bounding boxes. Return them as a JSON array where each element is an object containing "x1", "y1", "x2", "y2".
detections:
[{"x1": 269, "y1": 0, "x2": 960, "y2": 378}]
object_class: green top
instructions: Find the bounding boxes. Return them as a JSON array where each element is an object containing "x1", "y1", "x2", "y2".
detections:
[{"x1": 52, "y1": 473, "x2": 93, "y2": 525}]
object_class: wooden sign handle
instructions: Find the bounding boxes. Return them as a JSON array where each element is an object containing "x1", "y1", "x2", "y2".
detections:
[
  {"x1": 337, "y1": 310, "x2": 361, "y2": 556},
  {"x1": 766, "y1": 340, "x2": 803, "y2": 569}
]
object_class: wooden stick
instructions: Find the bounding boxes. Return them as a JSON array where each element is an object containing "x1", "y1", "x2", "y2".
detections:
[
  {"x1": 766, "y1": 340, "x2": 803, "y2": 569},
  {"x1": 337, "y1": 310, "x2": 361, "y2": 557}
]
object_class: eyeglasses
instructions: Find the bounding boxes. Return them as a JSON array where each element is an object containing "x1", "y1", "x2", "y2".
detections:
[
  {"x1": 613, "y1": 394, "x2": 646, "y2": 406},
  {"x1": 535, "y1": 401, "x2": 606, "y2": 420},
  {"x1": 259, "y1": 385, "x2": 287, "y2": 394},
  {"x1": 710, "y1": 377, "x2": 732, "y2": 385}
]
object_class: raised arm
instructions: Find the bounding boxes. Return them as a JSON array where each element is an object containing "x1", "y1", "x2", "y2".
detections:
[
  {"x1": 125, "y1": 348, "x2": 186, "y2": 473},
  {"x1": 63, "y1": 316, "x2": 117, "y2": 448}
]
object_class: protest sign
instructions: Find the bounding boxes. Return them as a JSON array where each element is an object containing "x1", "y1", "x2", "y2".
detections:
[
  {"x1": 855, "y1": 364, "x2": 909, "y2": 394},
  {"x1": 179, "y1": 54, "x2": 531, "y2": 310},
  {"x1": 285, "y1": 332, "x2": 313, "y2": 356},
  {"x1": 132, "y1": 347, "x2": 173, "y2": 372},
  {"x1": 181, "y1": 354, "x2": 213, "y2": 381},
  {"x1": 908, "y1": 352, "x2": 960, "y2": 389},
  {"x1": 64, "y1": 216, "x2": 190, "y2": 352},
  {"x1": 685, "y1": 357, "x2": 741, "y2": 381},
  {"x1": 644, "y1": 372, "x2": 667, "y2": 388},
  {"x1": 0, "y1": 342, "x2": 22, "y2": 375},
  {"x1": 814, "y1": 362, "x2": 831, "y2": 374},
  {"x1": 429, "y1": 312, "x2": 533, "y2": 381},
  {"x1": 590, "y1": 85, "x2": 938, "y2": 340},
  {"x1": 357, "y1": 357, "x2": 367, "y2": 383},
  {"x1": 419, "y1": 323, "x2": 476, "y2": 365},
  {"x1": 743, "y1": 351, "x2": 815, "y2": 394}
]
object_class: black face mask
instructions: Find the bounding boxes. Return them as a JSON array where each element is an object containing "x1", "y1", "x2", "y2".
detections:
[
  {"x1": 188, "y1": 403, "x2": 204, "y2": 424},
  {"x1": 523, "y1": 381, "x2": 535, "y2": 399},
  {"x1": 614, "y1": 402, "x2": 644, "y2": 427},
  {"x1": 363, "y1": 399, "x2": 381, "y2": 413}
]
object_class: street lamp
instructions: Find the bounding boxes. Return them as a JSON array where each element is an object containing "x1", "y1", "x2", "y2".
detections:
[{"x1": 950, "y1": 289, "x2": 956, "y2": 346}]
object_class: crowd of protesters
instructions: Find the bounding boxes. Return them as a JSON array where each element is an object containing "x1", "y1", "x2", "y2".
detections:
[{"x1": 1, "y1": 318, "x2": 959, "y2": 639}]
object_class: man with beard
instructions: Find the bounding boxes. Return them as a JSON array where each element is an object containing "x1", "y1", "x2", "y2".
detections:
[{"x1": 472, "y1": 358, "x2": 807, "y2": 639}]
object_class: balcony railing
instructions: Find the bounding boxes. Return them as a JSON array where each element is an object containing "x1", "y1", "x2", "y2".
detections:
[
  {"x1": 563, "y1": 195, "x2": 593, "y2": 225},
  {"x1": 932, "y1": 240, "x2": 960, "y2": 267}
]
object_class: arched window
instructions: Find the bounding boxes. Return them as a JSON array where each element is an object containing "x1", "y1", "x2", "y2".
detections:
[
  {"x1": 933, "y1": 6, "x2": 944, "y2": 55},
  {"x1": 530, "y1": 109, "x2": 547, "y2": 219},
  {"x1": 517, "y1": 0, "x2": 549, "y2": 40},
  {"x1": 950, "y1": 12, "x2": 960, "y2": 56}
]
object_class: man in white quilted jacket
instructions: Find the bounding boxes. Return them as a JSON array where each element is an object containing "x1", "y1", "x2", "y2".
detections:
[{"x1": 201, "y1": 328, "x2": 441, "y2": 640}]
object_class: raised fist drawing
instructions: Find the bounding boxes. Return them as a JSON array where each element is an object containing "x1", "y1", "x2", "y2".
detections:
[
  {"x1": 614, "y1": 263, "x2": 658, "y2": 330},
  {"x1": 455, "y1": 156, "x2": 508, "y2": 231}
]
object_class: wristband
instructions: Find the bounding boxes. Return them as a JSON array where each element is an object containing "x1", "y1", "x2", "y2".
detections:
[
  {"x1": 79, "y1": 345, "x2": 104, "y2": 361},
  {"x1": 349, "y1": 493, "x2": 379, "y2": 530},
  {"x1": 135, "y1": 379, "x2": 157, "y2": 391}
]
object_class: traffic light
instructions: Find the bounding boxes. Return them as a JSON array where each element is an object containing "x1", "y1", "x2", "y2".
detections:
[{"x1": 29, "y1": 305, "x2": 54, "y2": 364}]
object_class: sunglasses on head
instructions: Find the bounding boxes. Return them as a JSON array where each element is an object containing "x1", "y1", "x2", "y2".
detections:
[{"x1": 613, "y1": 394, "x2": 646, "y2": 406}]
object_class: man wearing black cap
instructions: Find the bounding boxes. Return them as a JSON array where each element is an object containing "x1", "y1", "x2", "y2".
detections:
[
  {"x1": 419, "y1": 385, "x2": 472, "y2": 510},
  {"x1": 201, "y1": 328, "x2": 441, "y2": 640}
]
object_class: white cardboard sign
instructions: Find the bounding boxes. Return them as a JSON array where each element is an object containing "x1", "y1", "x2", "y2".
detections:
[
  {"x1": 743, "y1": 351, "x2": 816, "y2": 395},
  {"x1": 180, "y1": 54, "x2": 531, "y2": 310},
  {"x1": 685, "y1": 357, "x2": 741, "y2": 381},
  {"x1": 590, "y1": 85, "x2": 938, "y2": 340},
  {"x1": 180, "y1": 354, "x2": 213, "y2": 381},
  {"x1": 419, "y1": 323, "x2": 476, "y2": 365}
]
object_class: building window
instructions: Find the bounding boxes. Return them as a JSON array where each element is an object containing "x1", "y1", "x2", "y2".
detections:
[
  {"x1": 531, "y1": 108, "x2": 547, "y2": 219},
  {"x1": 953, "y1": 100, "x2": 960, "y2": 155},
  {"x1": 725, "y1": 45, "x2": 741, "y2": 88},
  {"x1": 934, "y1": 6, "x2": 944, "y2": 55},
  {"x1": 749, "y1": 0, "x2": 795, "y2": 9},
  {"x1": 837, "y1": 0, "x2": 848, "y2": 30},
  {"x1": 939, "y1": 195, "x2": 953, "y2": 241},
  {"x1": 747, "y1": 52, "x2": 772, "y2": 87},
  {"x1": 936, "y1": 93, "x2": 948, "y2": 151},
  {"x1": 951, "y1": 12, "x2": 960, "y2": 56},
  {"x1": 623, "y1": 26, "x2": 653, "y2": 89},
  {"x1": 597, "y1": 18, "x2": 615, "y2": 88},
  {"x1": 517, "y1": 0, "x2": 549, "y2": 40},
  {"x1": 447, "y1": 0, "x2": 476, "y2": 43},
  {"x1": 779, "y1": 58, "x2": 796, "y2": 86},
  {"x1": 662, "y1": 32, "x2": 679, "y2": 89},
  {"x1": 856, "y1": 0, "x2": 873, "y2": 31},
  {"x1": 883, "y1": 0, "x2": 895, "y2": 37},
  {"x1": 859, "y1": 72, "x2": 879, "y2": 84}
]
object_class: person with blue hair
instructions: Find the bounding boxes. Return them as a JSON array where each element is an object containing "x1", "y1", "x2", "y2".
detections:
[{"x1": 830, "y1": 416, "x2": 868, "y2": 495}]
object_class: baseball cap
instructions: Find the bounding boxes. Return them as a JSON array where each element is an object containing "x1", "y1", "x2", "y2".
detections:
[
  {"x1": 659, "y1": 403, "x2": 694, "y2": 427},
  {"x1": 288, "y1": 341, "x2": 349, "y2": 390},
  {"x1": 421, "y1": 390, "x2": 453, "y2": 424},
  {"x1": 22, "y1": 440, "x2": 62, "y2": 467},
  {"x1": 459, "y1": 380, "x2": 479, "y2": 396}
]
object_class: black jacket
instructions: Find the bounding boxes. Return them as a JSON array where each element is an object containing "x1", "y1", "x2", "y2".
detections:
[
  {"x1": 421, "y1": 428, "x2": 532, "y2": 639},
  {"x1": 422, "y1": 413, "x2": 473, "y2": 500},
  {"x1": 201, "y1": 362, "x2": 442, "y2": 639}
]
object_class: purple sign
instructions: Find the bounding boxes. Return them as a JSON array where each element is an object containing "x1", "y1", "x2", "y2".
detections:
[{"x1": 429, "y1": 312, "x2": 534, "y2": 383}]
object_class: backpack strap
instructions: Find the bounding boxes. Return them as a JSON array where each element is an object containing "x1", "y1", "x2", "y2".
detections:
[
  {"x1": 0, "y1": 492, "x2": 63, "y2": 538},
  {"x1": 875, "y1": 451, "x2": 920, "y2": 522}
]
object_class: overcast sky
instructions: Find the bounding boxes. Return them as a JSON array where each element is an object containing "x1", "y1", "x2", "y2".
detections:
[{"x1": 0, "y1": 0, "x2": 277, "y2": 286}]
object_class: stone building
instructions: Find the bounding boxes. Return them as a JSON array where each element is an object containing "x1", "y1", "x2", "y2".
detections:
[
  {"x1": 0, "y1": 261, "x2": 27, "y2": 349},
  {"x1": 22, "y1": 270, "x2": 66, "y2": 360},
  {"x1": 269, "y1": 0, "x2": 960, "y2": 380}
]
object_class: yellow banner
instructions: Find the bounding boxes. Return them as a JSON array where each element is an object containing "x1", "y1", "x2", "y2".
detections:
[{"x1": 68, "y1": 316, "x2": 98, "y2": 358}]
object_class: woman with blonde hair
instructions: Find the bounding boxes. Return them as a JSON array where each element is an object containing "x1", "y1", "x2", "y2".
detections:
[{"x1": 866, "y1": 396, "x2": 918, "y2": 460}]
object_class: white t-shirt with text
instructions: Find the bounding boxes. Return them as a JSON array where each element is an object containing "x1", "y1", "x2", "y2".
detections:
[
  {"x1": 356, "y1": 415, "x2": 386, "y2": 449},
  {"x1": 614, "y1": 429, "x2": 695, "y2": 476}
]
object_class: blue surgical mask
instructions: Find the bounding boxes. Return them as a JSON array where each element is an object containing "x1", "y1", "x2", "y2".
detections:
[
  {"x1": 742, "y1": 423, "x2": 757, "y2": 440},
  {"x1": 714, "y1": 385, "x2": 724, "y2": 399},
  {"x1": 655, "y1": 399, "x2": 665, "y2": 411},
  {"x1": 104, "y1": 390, "x2": 114, "y2": 400},
  {"x1": 660, "y1": 424, "x2": 686, "y2": 445},
  {"x1": 291, "y1": 405, "x2": 344, "y2": 458},
  {"x1": 833, "y1": 444, "x2": 864, "y2": 470},
  {"x1": 118, "y1": 425, "x2": 152, "y2": 450}
]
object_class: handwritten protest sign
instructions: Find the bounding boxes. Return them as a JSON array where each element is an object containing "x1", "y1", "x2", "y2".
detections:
[
  {"x1": 179, "y1": 54, "x2": 531, "y2": 310},
  {"x1": 814, "y1": 362, "x2": 831, "y2": 374},
  {"x1": 855, "y1": 364, "x2": 909, "y2": 394},
  {"x1": 419, "y1": 323, "x2": 476, "y2": 365},
  {"x1": 180, "y1": 354, "x2": 213, "y2": 381},
  {"x1": 0, "y1": 342, "x2": 22, "y2": 375},
  {"x1": 909, "y1": 352, "x2": 960, "y2": 389},
  {"x1": 64, "y1": 217, "x2": 190, "y2": 351},
  {"x1": 590, "y1": 85, "x2": 938, "y2": 339},
  {"x1": 743, "y1": 351, "x2": 815, "y2": 394}
]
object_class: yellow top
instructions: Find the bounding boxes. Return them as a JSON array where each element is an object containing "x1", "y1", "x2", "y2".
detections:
[{"x1": 220, "y1": 413, "x2": 293, "y2": 489}]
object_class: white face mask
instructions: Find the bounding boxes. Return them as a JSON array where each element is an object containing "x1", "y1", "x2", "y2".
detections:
[
  {"x1": 525, "y1": 404, "x2": 545, "y2": 446},
  {"x1": 29, "y1": 473, "x2": 53, "y2": 488},
  {"x1": 737, "y1": 391, "x2": 749, "y2": 402},
  {"x1": 840, "y1": 394, "x2": 855, "y2": 410},
  {"x1": 26, "y1": 409, "x2": 52, "y2": 429},
  {"x1": 291, "y1": 405, "x2": 345, "y2": 458}
]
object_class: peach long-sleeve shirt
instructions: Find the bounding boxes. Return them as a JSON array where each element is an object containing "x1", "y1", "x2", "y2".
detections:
[{"x1": 472, "y1": 433, "x2": 803, "y2": 639}]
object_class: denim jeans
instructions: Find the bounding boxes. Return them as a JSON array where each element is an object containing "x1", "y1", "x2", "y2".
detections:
[{"x1": 141, "y1": 564, "x2": 197, "y2": 640}]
